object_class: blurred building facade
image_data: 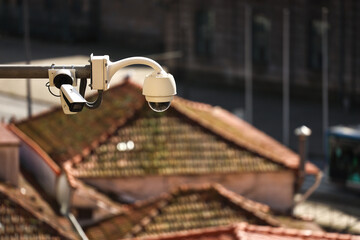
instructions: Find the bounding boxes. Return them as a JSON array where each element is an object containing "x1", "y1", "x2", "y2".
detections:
[
  {"x1": 0, "y1": 0, "x2": 100, "y2": 42},
  {"x1": 0, "y1": 0, "x2": 163, "y2": 48},
  {"x1": 1, "y1": 0, "x2": 359, "y2": 102},
  {"x1": 164, "y1": 0, "x2": 360, "y2": 104}
]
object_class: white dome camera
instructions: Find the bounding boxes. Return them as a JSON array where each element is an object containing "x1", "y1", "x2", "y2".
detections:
[
  {"x1": 142, "y1": 71, "x2": 177, "y2": 112},
  {"x1": 95, "y1": 55, "x2": 177, "y2": 113}
]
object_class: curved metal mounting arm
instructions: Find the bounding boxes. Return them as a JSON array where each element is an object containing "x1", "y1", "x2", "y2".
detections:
[
  {"x1": 107, "y1": 57, "x2": 164, "y2": 81},
  {"x1": 79, "y1": 78, "x2": 103, "y2": 109}
]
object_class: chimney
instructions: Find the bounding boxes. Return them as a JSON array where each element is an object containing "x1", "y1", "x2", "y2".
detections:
[
  {"x1": 294, "y1": 125, "x2": 312, "y2": 192},
  {"x1": 0, "y1": 124, "x2": 20, "y2": 186}
]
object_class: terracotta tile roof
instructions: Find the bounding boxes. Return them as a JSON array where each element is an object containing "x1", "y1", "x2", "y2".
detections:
[
  {"x1": 84, "y1": 184, "x2": 280, "y2": 240},
  {"x1": 13, "y1": 81, "x2": 144, "y2": 166},
  {"x1": 132, "y1": 222, "x2": 360, "y2": 240},
  {"x1": 12, "y1": 80, "x2": 319, "y2": 178},
  {"x1": 9, "y1": 124, "x2": 62, "y2": 175},
  {"x1": 171, "y1": 99, "x2": 319, "y2": 175},
  {"x1": 0, "y1": 180, "x2": 75, "y2": 239},
  {"x1": 69, "y1": 104, "x2": 283, "y2": 178},
  {"x1": 72, "y1": 179, "x2": 126, "y2": 214}
]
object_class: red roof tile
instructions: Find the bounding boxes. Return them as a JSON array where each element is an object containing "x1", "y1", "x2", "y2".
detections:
[
  {"x1": 12, "y1": 80, "x2": 319, "y2": 178},
  {"x1": 84, "y1": 184, "x2": 280, "y2": 240},
  {"x1": 130, "y1": 222, "x2": 360, "y2": 240}
]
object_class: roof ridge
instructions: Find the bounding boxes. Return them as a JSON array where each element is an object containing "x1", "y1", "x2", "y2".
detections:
[
  {"x1": 13, "y1": 79, "x2": 131, "y2": 126},
  {"x1": 67, "y1": 80, "x2": 145, "y2": 165},
  {"x1": 210, "y1": 184, "x2": 280, "y2": 227},
  {"x1": 85, "y1": 189, "x2": 174, "y2": 235},
  {"x1": 235, "y1": 222, "x2": 359, "y2": 240},
  {"x1": 172, "y1": 98, "x2": 319, "y2": 175},
  {"x1": 126, "y1": 183, "x2": 280, "y2": 237},
  {"x1": 7, "y1": 124, "x2": 61, "y2": 175},
  {"x1": 130, "y1": 225, "x2": 238, "y2": 240},
  {"x1": 212, "y1": 184, "x2": 269, "y2": 213},
  {"x1": 0, "y1": 183, "x2": 73, "y2": 239},
  {"x1": 129, "y1": 199, "x2": 171, "y2": 237},
  {"x1": 130, "y1": 222, "x2": 360, "y2": 240}
]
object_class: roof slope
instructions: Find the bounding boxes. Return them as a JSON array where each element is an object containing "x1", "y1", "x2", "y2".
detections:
[
  {"x1": 0, "y1": 182, "x2": 75, "y2": 239},
  {"x1": 172, "y1": 98, "x2": 318, "y2": 174},
  {"x1": 14, "y1": 82, "x2": 144, "y2": 165},
  {"x1": 70, "y1": 102, "x2": 283, "y2": 178},
  {"x1": 13, "y1": 80, "x2": 319, "y2": 177},
  {"x1": 84, "y1": 184, "x2": 280, "y2": 240},
  {"x1": 132, "y1": 223, "x2": 360, "y2": 240}
]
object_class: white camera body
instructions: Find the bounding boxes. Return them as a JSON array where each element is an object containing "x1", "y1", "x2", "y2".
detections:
[
  {"x1": 90, "y1": 54, "x2": 110, "y2": 90},
  {"x1": 143, "y1": 71, "x2": 176, "y2": 112},
  {"x1": 60, "y1": 84, "x2": 86, "y2": 114}
]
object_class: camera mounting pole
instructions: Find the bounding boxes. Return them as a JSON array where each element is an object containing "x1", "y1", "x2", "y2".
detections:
[
  {"x1": 0, "y1": 55, "x2": 176, "y2": 114},
  {"x1": 0, "y1": 65, "x2": 91, "y2": 79}
]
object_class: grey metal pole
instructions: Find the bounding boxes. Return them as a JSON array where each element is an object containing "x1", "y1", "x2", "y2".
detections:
[
  {"x1": 23, "y1": 0, "x2": 32, "y2": 117},
  {"x1": 244, "y1": 4, "x2": 253, "y2": 124},
  {"x1": 294, "y1": 126, "x2": 312, "y2": 192},
  {"x1": 322, "y1": 7, "x2": 329, "y2": 150},
  {"x1": 0, "y1": 65, "x2": 91, "y2": 79},
  {"x1": 283, "y1": 8, "x2": 290, "y2": 146}
]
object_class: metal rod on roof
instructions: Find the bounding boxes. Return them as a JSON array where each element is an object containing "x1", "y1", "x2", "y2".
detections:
[
  {"x1": 0, "y1": 65, "x2": 91, "y2": 79},
  {"x1": 244, "y1": 4, "x2": 253, "y2": 124},
  {"x1": 294, "y1": 126, "x2": 312, "y2": 192}
]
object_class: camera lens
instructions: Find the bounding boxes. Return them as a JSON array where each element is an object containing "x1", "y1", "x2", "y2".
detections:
[
  {"x1": 54, "y1": 74, "x2": 73, "y2": 89},
  {"x1": 148, "y1": 101, "x2": 171, "y2": 112}
]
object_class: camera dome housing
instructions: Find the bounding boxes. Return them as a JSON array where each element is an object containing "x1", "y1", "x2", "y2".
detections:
[{"x1": 143, "y1": 71, "x2": 176, "y2": 112}]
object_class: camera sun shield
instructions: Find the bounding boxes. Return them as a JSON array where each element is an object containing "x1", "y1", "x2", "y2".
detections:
[{"x1": 60, "y1": 84, "x2": 86, "y2": 114}]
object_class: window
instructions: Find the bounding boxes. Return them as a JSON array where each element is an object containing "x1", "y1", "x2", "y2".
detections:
[
  {"x1": 308, "y1": 20, "x2": 324, "y2": 71},
  {"x1": 195, "y1": 9, "x2": 215, "y2": 57},
  {"x1": 329, "y1": 136, "x2": 360, "y2": 184},
  {"x1": 252, "y1": 14, "x2": 271, "y2": 66}
]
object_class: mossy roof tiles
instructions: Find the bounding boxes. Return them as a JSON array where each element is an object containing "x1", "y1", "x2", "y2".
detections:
[
  {"x1": 130, "y1": 223, "x2": 360, "y2": 240},
  {"x1": 0, "y1": 183, "x2": 74, "y2": 239},
  {"x1": 84, "y1": 184, "x2": 280, "y2": 240},
  {"x1": 13, "y1": 80, "x2": 319, "y2": 178}
]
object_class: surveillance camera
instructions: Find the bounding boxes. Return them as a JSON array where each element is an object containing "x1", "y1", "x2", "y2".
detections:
[
  {"x1": 48, "y1": 69, "x2": 76, "y2": 88},
  {"x1": 60, "y1": 84, "x2": 86, "y2": 114},
  {"x1": 142, "y1": 71, "x2": 176, "y2": 112}
]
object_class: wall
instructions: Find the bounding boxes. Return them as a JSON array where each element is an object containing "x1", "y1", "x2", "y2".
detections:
[
  {"x1": 0, "y1": 145, "x2": 19, "y2": 186},
  {"x1": 100, "y1": 0, "x2": 164, "y2": 49},
  {"x1": 20, "y1": 144, "x2": 58, "y2": 198},
  {"x1": 164, "y1": 0, "x2": 360, "y2": 99},
  {"x1": 84, "y1": 171, "x2": 295, "y2": 212}
]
